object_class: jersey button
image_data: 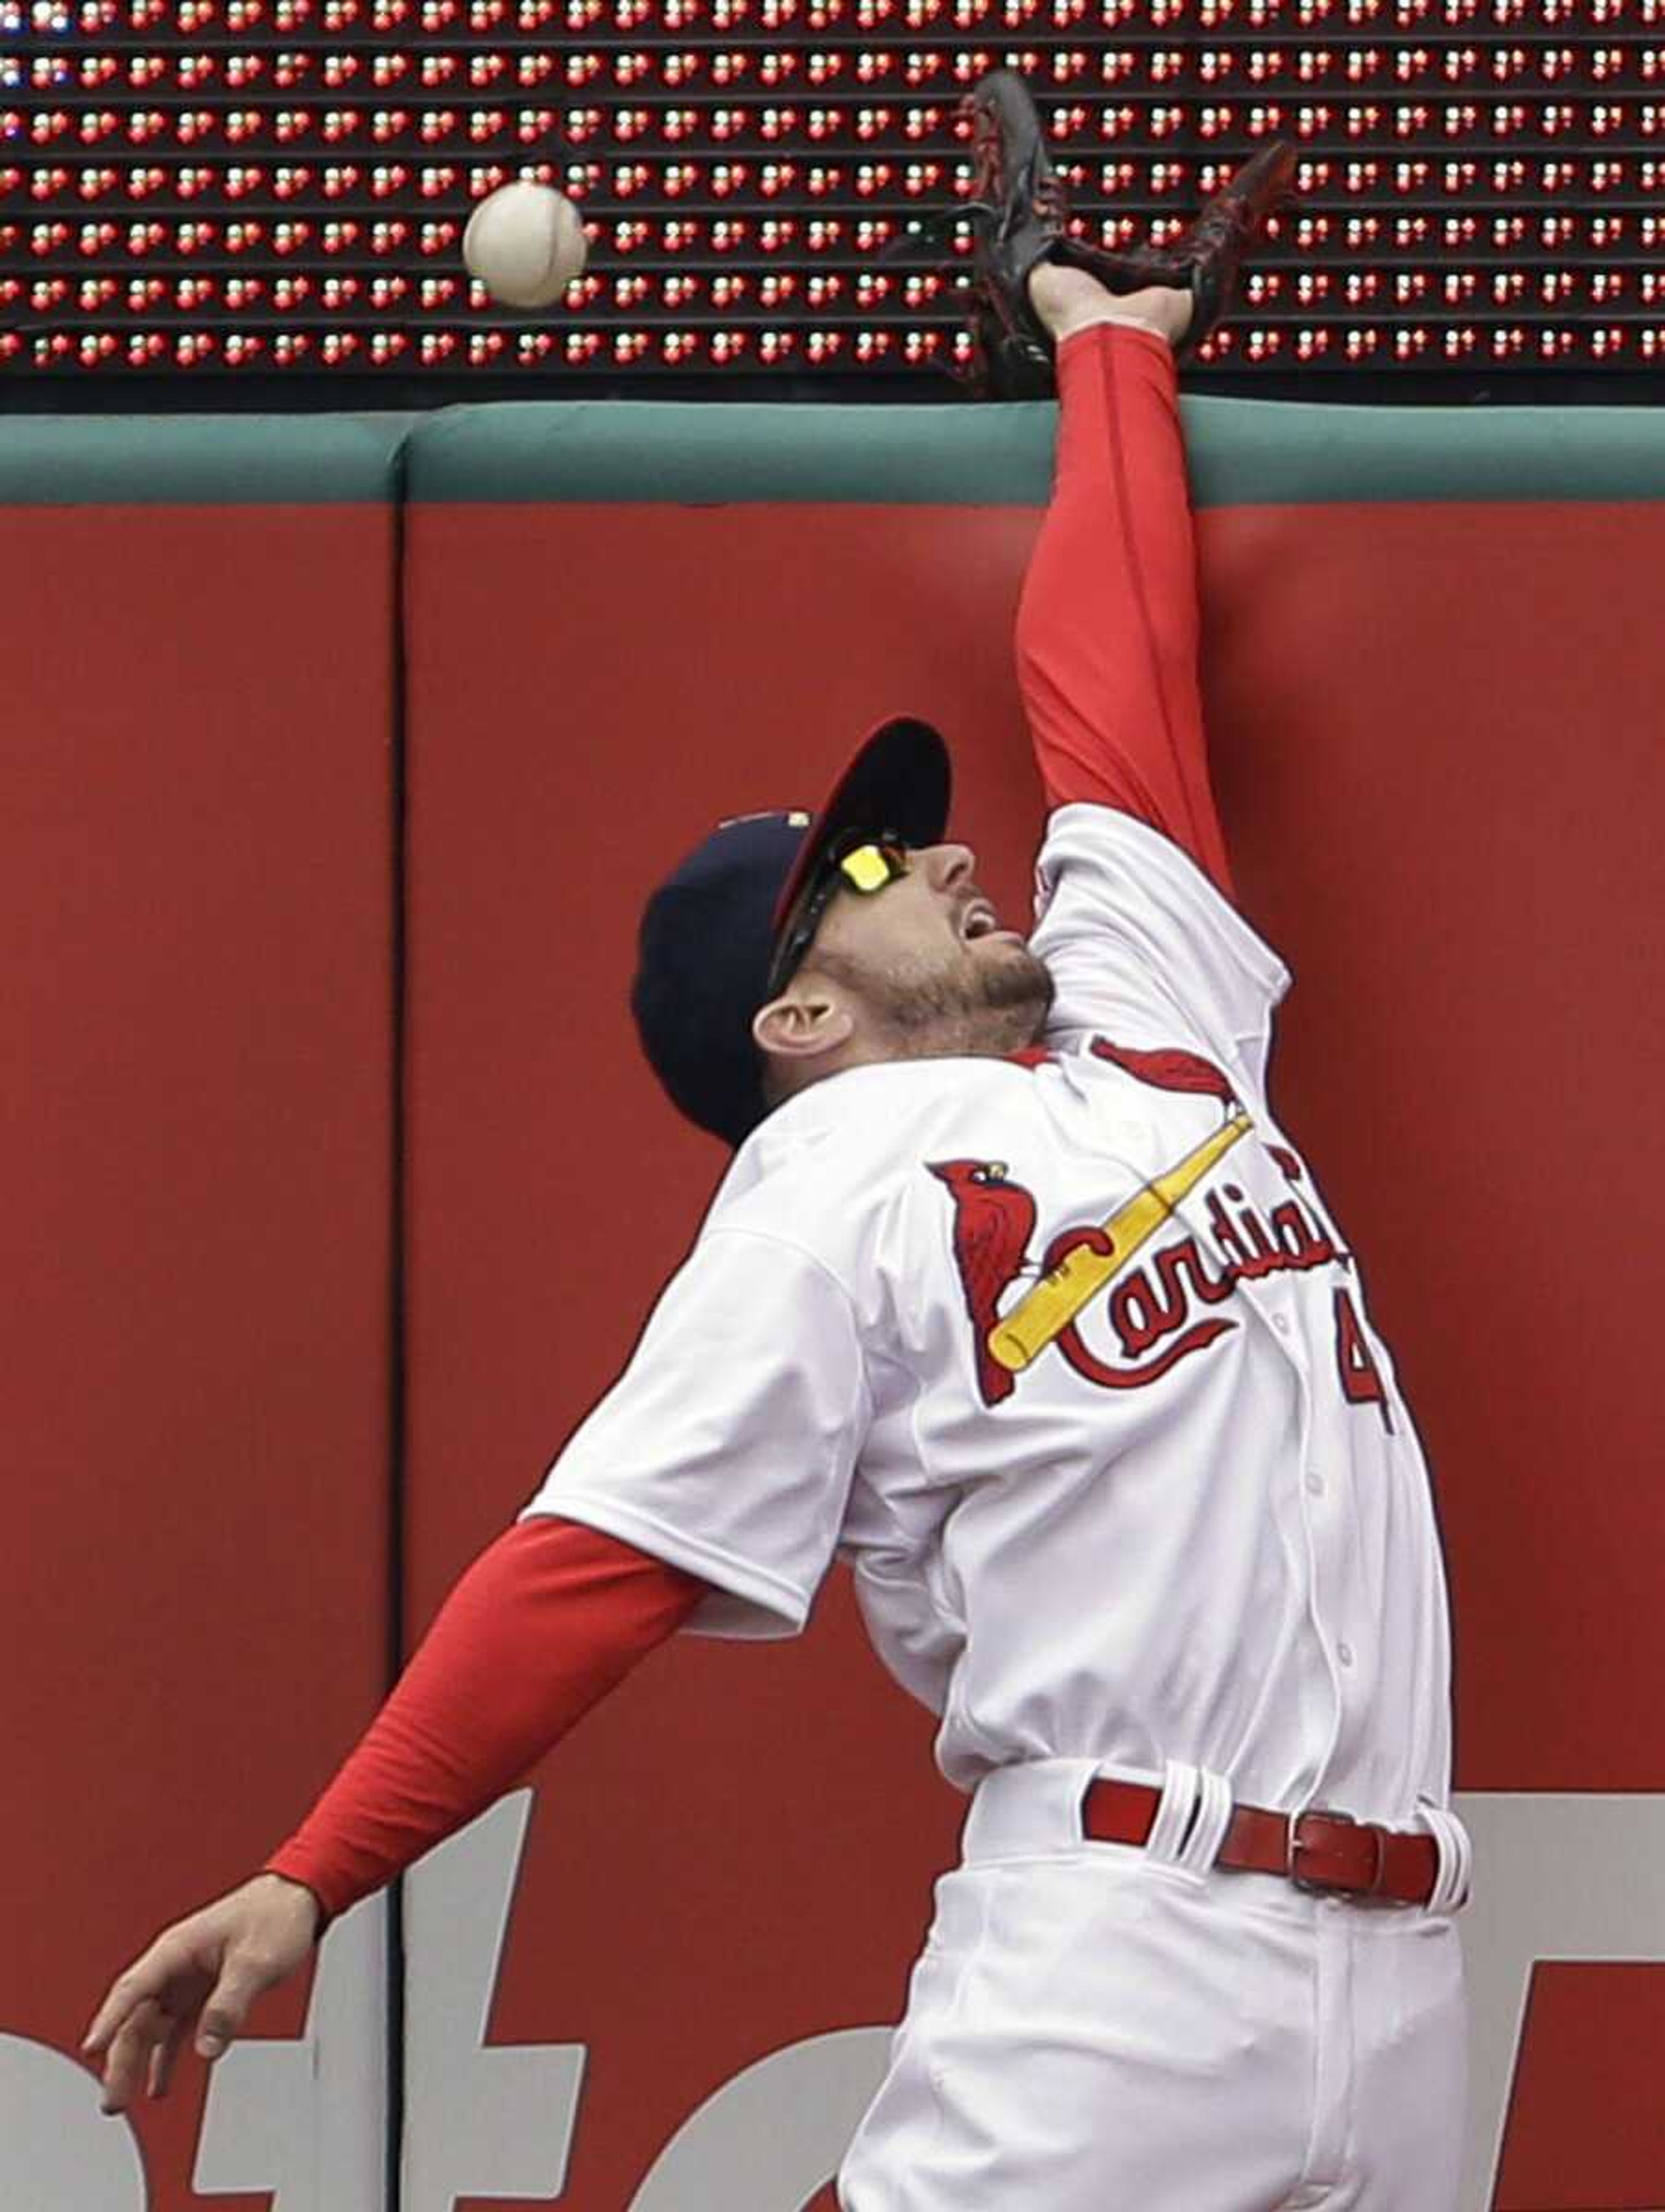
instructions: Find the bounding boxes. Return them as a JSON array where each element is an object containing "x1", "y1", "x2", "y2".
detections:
[
  {"x1": 1305, "y1": 1471, "x2": 1325, "y2": 1496},
  {"x1": 1273, "y1": 1314, "x2": 1292, "y2": 1336},
  {"x1": 1337, "y1": 1641, "x2": 1355, "y2": 1668}
]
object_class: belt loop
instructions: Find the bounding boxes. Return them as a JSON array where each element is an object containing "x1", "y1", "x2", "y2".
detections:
[
  {"x1": 963, "y1": 1759, "x2": 1104, "y2": 1864},
  {"x1": 1415, "y1": 1799, "x2": 1473, "y2": 1912},
  {"x1": 1145, "y1": 1760, "x2": 1202, "y2": 1866},
  {"x1": 1177, "y1": 1766, "x2": 1234, "y2": 1875}
]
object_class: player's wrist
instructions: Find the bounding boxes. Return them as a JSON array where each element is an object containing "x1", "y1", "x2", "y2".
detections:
[{"x1": 253, "y1": 1868, "x2": 328, "y2": 1944}]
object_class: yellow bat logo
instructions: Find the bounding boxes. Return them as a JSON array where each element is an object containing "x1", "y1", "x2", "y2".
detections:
[{"x1": 988, "y1": 1112, "x2": 1254, "y2": 1373}]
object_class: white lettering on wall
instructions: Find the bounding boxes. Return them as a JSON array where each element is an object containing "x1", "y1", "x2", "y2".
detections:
[
  {"x1": 625, "y1": 2026, "x2": 892, "y2": 2212},
  {"x1": 0, "y1": 2033, "x2": 150, "y2": 2208},
  {"x1": 401, "y1": 1790, "x2": 587, "y2": 2209}
]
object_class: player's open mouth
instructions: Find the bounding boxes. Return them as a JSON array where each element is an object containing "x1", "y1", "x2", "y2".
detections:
[{"x1": 960, "y1": 900, "x2": 1001, "y2": 941}]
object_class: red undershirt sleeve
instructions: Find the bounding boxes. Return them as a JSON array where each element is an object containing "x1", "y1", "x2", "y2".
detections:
[
  {"x1": 1014, "y1": 324, "x2": 1236, "y2": 902},
  {"x1": 261, "y1": 1516, "x2": 706, "y2": 1931}
]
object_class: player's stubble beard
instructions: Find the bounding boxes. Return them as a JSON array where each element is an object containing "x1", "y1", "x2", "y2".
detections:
[{"x1": 813, "y1": 938, "x2": 1056, "y2": 1062}]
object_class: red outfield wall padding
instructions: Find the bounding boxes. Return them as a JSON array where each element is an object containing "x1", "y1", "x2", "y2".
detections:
[
  {"x1": 10, "y1": 411, "x2": 1655, "y2": 2209},
  {"x1": 402, "y1": 494, "x2": 1665, "y2": 2211},
  {"x1": 1, "y1": 505, "x2": 398, "y2": 2211}
]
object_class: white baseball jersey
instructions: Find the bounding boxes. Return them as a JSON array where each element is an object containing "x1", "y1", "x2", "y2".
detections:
[{"x1": 520, "y1": 802, "x2": 1455, "y2": 1829}]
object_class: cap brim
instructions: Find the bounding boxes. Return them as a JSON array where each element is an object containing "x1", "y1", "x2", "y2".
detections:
[{"x1": 769, "y1": 715, "x2": 953, "y2": 937}]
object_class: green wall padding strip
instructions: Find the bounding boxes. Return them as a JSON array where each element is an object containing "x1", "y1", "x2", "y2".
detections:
[
  {"x1": 0, "y1": 414, "x2": 414, "y2": 504},
  {"x1": 405, "y1": 397, "x2": 1665, "y2": 508},
  {"x1": 7, "y1": 397, "x2": 1663, "y2": 510}
]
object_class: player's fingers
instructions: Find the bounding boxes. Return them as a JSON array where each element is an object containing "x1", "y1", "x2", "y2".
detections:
[
  {"x1": 192, "y1": 1952, "x2": 274, "y2": 2059},
  {"x1": 98, "y1": 2000, "x2": 163, "y2": 2116},
  {"x1": 146, "y1": 2010, "x2": 191, "y2": 2101},
  {"x1": 82, "y1": 1958, "x2": 164, "y2": 2059}
]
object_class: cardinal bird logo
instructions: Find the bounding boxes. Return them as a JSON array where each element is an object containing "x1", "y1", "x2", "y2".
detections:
[
  {"x1": 928, "y1": 1160, "x2": 1037, "y2": 1406},
  {"x1": 1090, "y1": 1036, "x2": 1239, "y2": 1118}
]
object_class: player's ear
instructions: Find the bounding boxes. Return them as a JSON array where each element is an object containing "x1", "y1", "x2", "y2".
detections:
[{"x1": 751, "y1": 983, "x2": 855, "y2": 1065}]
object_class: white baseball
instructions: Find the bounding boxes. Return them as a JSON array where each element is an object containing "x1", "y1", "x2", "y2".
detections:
[{"x1": 462, "y1": 183, "x2": 588, "y2": 309}]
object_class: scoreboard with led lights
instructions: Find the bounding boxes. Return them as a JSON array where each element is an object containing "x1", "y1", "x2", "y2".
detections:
[{"x1": 2, "y1": 0, "x2": 1661, "y2": 385}]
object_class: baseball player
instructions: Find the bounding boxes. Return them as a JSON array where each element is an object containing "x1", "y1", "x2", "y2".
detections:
[{"x1": 84, "y1": 71, "x2": 1470, "y2": 2210}]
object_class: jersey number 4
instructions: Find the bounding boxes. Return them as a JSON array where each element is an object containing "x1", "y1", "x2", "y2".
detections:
[{"x1": 1333, "y1": 1287, "x2": 1395, "y2": 1435}]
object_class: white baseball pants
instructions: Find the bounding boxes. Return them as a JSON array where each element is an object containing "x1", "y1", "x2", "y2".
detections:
[{"x1": 837, "y1": 1760, "x2": 1468, "y2": 2212}]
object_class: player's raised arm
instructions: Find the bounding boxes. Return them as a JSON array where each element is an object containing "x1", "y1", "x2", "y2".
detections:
[
  {"x1": 81, "y1": 1517, "x2": 703, "y2": 2115},
  {"x1": 1012, "y1": 309, "x2": 1236, "y2": 900},
  {"x1": 989, "y1": 100, "x2": 1294, "y2": 906},
  {"x1": 936, "y1": 81, "x2": 1303, "y2": 1088}
]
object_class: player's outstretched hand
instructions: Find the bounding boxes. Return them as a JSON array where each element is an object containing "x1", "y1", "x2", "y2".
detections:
[{"x1": 81, "y1": 1871, "x2": 323, "y2": 2115}]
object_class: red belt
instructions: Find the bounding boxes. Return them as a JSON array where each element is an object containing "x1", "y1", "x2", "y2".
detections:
[{"x1": 1082, "y1": 1779, "x2": 1440, "y2": 1906}]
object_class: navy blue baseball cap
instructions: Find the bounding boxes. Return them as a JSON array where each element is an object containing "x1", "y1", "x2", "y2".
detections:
[{"x1": 631, "y1": 714, "x2": 952, "y2": 1147}]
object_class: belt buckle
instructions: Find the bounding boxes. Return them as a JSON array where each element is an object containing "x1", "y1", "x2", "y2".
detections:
[{"x1": 1289, "y1": 1807, "x2": 1386, "y2": 1897}]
